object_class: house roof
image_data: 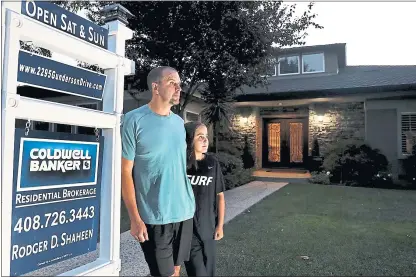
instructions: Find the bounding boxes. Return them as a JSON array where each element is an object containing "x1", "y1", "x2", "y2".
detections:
[{"x1": 237, "y1": 65, "x2": 416, "y2": 101}]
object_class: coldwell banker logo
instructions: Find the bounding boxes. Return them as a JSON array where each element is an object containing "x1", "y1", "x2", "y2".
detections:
[
  {"x1": 17, "y1": 138, "x2": 100, "y2": 192},
  {"x1": 29, "y1": 148, "x2": 91, "y2": 172}
]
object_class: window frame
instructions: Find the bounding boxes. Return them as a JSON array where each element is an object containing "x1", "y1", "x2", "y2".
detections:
[
  {"x1": 301, "y1": 52, "x2": 325, "y2": 74},
  {"x1": 277, "y1": 55, "x2": 300, "y2": 76},
  {"x1": 184, "y1": 110, "x2": 201, "y2": 123}
]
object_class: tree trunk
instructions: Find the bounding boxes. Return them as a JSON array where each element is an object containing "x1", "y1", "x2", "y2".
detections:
[
  {"x1": 177, "y1": 106, "x2": 185, "y2": 119},
  {"x1": 171, "y1": 105, "x2": 185, "y2": 119},
  {"x1": 214, "y1": 122, "x2": 219, "y2": 154}
]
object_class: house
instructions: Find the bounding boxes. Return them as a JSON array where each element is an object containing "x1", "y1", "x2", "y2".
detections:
[
  {"x1": 15, "y1": 42, "x2": 416, "y2": 181},
  {"x1": 230, "y1": 43, "x2": 416, "y2": 180}
]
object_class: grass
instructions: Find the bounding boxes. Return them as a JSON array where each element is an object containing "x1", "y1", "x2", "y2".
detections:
[{"x1": 214, "y1": 183, "x2": 416, "y2": 276}]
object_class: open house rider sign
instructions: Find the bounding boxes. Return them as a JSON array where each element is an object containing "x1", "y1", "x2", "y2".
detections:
[
  {"x1": 21, "y1": 0, "x2": 109, "y2": 49},
  {"x1": 17, "y1": 50, "x2": 107, "y2": 100},
  {"x1": 10, "y1": 129, "x2": 104, "y2": 276}
]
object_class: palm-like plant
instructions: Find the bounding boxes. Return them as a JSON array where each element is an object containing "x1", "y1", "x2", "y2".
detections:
[{"x1": 201, "y1": 78, "x2": 235, "y2": 153}]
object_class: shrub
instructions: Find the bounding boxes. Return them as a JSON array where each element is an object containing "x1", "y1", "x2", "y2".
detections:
[
  {"x1": 217, "y1": 152, "x2": 254, "y2": 190},
  {"x1": 307, "y1": 156, "x2": 323, "y2": 172},
  {"x1": 309, "y1": 171, "x2": 331, "y2": 185},
  {"x1": 401, "y1": 144, "x2": 416, "y2": 189},
  {"x1": 322, "y1": 138, "x2": 363, "y2": 174},
  {"x1": 215, "y1": 133, "x2": 255, "y2": 190},
  {"x1": 217, "y1": 152, "x2": 243, "y2": 174},
  {"x1": 322, "y1": 139, "x2": 390, "y2": 187},
  {"x1": 241, "y1": 135, "x2": 255, "y2": 169},
  {"x1": 217, "y1": 140, "x2": 241, "y2": 156},
  {"x1": 311, "y1": 138, "x2": 320, "y2": 157},
  {"x1": 372, "y1": 171, "x2": 395, "y2": 189}
]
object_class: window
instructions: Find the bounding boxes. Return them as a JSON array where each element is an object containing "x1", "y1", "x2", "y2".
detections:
[
  {"x1": 33, "y1": 121, "x2": 50, "y2": 131},
  {"x1": 77, "y1": 126, "x2": 96, "y2": 135},
  {"x1": 185, "y1": 111, "x2": 200, "y2": 123},
  {"x1": 52, "y1": 102, "x2": 99, "y2": 135},
  {"x1": 302, "y1": 53, "x2": 325, "y2": 73},
  {"x1": 278, "y1": 55, "x2": 300, "y2": 75},
  {"x1": 401, "y1": 113, "x2": 416, "y2": 154},
  {"x1": 76, "y1": 103, "x2": 99, "y2": 135},
  {"x1": 56, "y1": 124, "x2": 72, "y2": 133},
  {"x1": 78, "y1": 103, "x2": 99, "y2": 110},
  {"x1": 15, "y1": 119, "x2": 50, "y2": 131}
]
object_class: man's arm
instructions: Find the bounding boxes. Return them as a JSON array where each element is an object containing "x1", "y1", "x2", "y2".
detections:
[
  {"x1": 121, "y1": 113, "x2": 148, "y2": 242},
  {"x1": 121, "y1": 158, "x2": 141, "y2": 222},
  {"x1": 121, "y1": 157, "x2": 148, "y2": 242}
]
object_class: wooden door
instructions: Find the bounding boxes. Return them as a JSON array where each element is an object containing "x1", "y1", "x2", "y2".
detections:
[{"x1": 263, "y1": 118, "x2": 308, "y2": 168}]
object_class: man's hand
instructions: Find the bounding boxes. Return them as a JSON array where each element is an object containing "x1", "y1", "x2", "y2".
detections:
[
  {"x1": 130, "y1": 219, "x2": 149, "y2": 243},
  {"x1": 214, "y1": 226, "x2": 224, "y2": 241}
]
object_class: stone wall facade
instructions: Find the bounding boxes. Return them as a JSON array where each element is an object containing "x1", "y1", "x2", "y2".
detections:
[
  {"x1": 230, "y1": 102, "x2": 366, "y2": 168},
  {"x1": 230, "y1": 107, "x2": 257, "y2": 157},
  {"x1": 309, "y1": 102, "x2": 365, "y2": 156}
]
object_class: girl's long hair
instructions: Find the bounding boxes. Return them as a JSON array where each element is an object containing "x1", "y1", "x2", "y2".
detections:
[{"x1": 184, "y1": 121, "x2": 205, "y2": 171}]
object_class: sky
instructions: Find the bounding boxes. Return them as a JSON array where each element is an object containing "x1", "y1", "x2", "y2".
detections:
[
  {"x1": 53, "y1": 1, "x2": 416, "y2": 67},
  {"x1": 295, "y1": 1, "x2": 416, "y2": 66}
]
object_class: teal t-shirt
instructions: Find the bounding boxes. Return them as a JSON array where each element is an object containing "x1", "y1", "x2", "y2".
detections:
[{"x1": 121, "y1": 104, "x2": 195, "y2": 224}]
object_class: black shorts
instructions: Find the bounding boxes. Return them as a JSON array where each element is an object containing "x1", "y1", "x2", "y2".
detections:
[
  {"x1": 140, "y1": 218, "x2": 193, "y2": 276},
  {"x1": 184, "y1": 234, "x2": 217, "y2": 277}
]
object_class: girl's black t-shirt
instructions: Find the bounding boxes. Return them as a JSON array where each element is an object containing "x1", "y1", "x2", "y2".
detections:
[{"x1": 187, "y1": 153, "x2": 225, "y2": 241}]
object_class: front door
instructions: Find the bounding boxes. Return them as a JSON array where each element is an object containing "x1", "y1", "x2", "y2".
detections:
[{"x1": 262, "y1": 118, "x2": 308, "y2": 168}]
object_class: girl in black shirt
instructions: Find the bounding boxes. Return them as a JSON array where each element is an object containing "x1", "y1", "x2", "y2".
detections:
[{"x1": 182, "y1": 121, "x2": 226, "y2": 277}]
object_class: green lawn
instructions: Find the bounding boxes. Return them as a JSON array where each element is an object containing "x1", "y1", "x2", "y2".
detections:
[{"x1": 215, "y1": 183, "x2": 416, "y2": 276}]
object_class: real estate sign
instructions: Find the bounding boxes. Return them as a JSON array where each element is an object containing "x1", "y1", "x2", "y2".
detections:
[
  {"x1": 10, "y1": 129, "x2": 104, "y2": 276},
  {"x1": 21, "y1": 0, "x2": 109, "y2": 49},
  {"x1": 17, "y1": 50, "x2": 107, "y2": 100},
  {"x1": 2, "y1": 0, "x2": 133, "y2": 275}
]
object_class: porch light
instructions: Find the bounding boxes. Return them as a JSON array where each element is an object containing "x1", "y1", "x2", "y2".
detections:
[{"x1": 239, "y1": 116, "x2": 249, "y2": 124}]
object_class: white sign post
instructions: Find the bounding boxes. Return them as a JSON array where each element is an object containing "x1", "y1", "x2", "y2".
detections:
[{"x1": 1, "y1": 1, "x2": 135, "y2": 276}]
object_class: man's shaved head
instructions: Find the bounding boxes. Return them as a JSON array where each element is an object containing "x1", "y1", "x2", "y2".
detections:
[{"x1": 147, "y1": 66, "x2": 178, "y2": 92}]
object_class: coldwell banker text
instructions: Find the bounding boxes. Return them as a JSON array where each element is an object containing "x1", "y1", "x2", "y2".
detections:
[
  {"x1": 30, "y1": 148, "x2": 91, "y2": 173},
  {"x1": 22, "y1": 0, "x2": 108, "y2": 49},
  {"x1": 17, "y1": 138, "x2": 99, "y2": 191}
]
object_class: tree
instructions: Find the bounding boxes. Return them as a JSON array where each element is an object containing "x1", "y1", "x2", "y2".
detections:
[
  {"x1": 85, "y1": 1, "x2": 322, "y2": 118},
  {"x1": 241, "y1": 135, "x2": 255, "y2": 168},
  {"x1": 201, "y1": 73, "x2": 236, "y2": 153}
]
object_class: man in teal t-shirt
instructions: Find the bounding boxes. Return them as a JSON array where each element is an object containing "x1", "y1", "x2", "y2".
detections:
[{"x1": 121, "y1": 66, "x2": 195, "y2": 277}]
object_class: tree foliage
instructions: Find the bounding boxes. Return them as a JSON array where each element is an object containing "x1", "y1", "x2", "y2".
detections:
[
  {"x1": 85, "y1": 1, "x2": 322, "y2": 117},
  {"x1": 26, "y1": 2, "x2": 322, "y2": 108},
  {"x1": 25, "y1": 1, "x2": 322, "y2": 118}
]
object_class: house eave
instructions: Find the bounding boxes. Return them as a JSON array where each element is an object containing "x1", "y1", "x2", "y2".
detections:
[
  {"x1": 235, "y1": 84, "x2": 416, "y2": 103},
  {"x1": 234, "y1": 89, "x2": 416, "y2": 107}
]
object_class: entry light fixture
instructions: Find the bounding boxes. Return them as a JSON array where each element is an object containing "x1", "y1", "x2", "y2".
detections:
[{"x1": 239, "y1": 116, "x2": 249, "y2": 124}]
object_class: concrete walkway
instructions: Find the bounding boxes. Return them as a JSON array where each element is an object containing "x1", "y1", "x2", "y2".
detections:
[
  {"x1": 120, "y1": 180, "x2": 287, "y2": 276},
  {"x1": 25, "y1": 181, "x2": 287, "y2": 276}
]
